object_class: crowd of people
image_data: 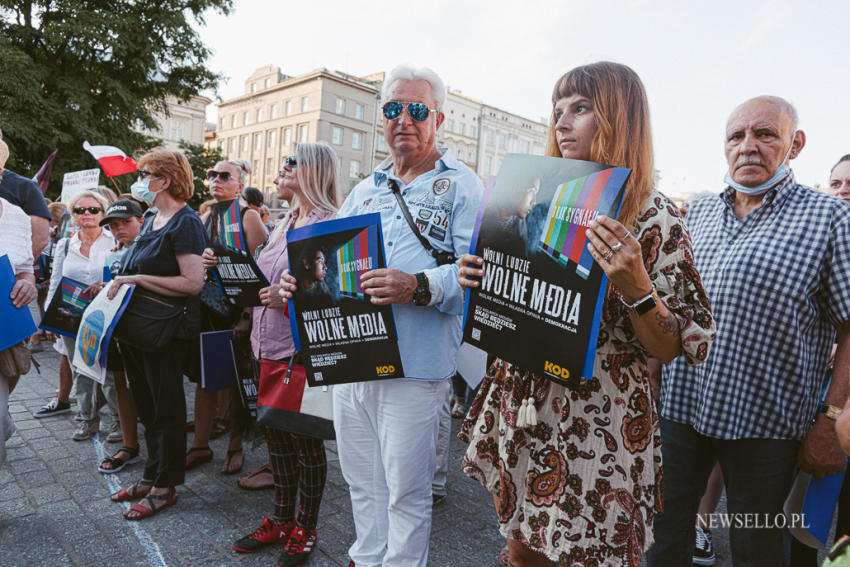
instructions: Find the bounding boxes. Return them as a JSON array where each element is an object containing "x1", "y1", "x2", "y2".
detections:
[{"x1": 1, "y1": 61, "x2": 850, "y2": 567}]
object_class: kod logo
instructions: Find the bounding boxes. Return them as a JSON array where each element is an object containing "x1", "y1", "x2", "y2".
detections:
[
  {"x1": 376, "y1": 365, "x2": 396, "y2": 375},
  {"x1": 78, "y1": 310, "x2": 105, "y2": 366},
  {"x1": 543, "y1": 361, "x2": 570, "y2": 379}
]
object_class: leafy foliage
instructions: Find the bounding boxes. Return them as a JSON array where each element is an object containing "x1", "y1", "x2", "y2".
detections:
[{"x1": 0, "y1": 0, "x2": 231, "y2": 199}]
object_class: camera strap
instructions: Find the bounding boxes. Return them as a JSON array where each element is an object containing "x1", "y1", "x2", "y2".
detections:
[{"x1": 387, "y1": 178, "x2": 457, "y2": 265}]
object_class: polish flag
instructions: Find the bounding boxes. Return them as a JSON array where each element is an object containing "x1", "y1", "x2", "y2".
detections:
[{"x1": 82, "y1": 141, "x2": 138, "y2": 177}]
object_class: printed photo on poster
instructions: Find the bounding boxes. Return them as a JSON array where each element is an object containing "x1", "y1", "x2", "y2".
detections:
[
  {"x1": 462, "y1": 154, "x2": 630, "y2": 387},
  {"x1": 41, "y1": 277, "x2": 94, "y2": 338},
  {"x1": 72, "y1": 283, "x2": 135, "y2": 384},
  {"x1": 287, "y1": 213, "x2": 404, "y2": 386}
]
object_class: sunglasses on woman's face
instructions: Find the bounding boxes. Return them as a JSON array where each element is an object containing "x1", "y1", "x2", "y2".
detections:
[
  {"x1": 381, "y1": 101, "x2": 437, "y2": 122},
  {"x1": 206, "y1": 170, "x2": 233, "y2": 181},
  {"x1": 284, "y1": 156, "x2": 297, "y2": 168},
  {"x1": 73, "y1": 207, "x2": 103, "y2": 215}
]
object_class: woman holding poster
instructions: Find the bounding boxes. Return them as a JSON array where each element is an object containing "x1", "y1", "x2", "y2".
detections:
[
  {"x1": 228, "y1": 142, "x2": 338, "y2": 567},
  {"x1": 457, "y1": 62, "x2": 715, "y2": 567}
]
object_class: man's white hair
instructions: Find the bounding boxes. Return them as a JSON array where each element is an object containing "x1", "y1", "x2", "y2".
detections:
[{"x1": 381, "y1": 65, "x2": 446, "y2": 110}]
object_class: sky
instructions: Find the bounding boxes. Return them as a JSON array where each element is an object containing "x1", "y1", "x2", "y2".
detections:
[{"x1": 197, "y1": 0, "x2": 850, "y2": 198}]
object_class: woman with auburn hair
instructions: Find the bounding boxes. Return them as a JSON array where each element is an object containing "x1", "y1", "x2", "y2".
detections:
[
  {"x1": 107, "y1": 149, "x2": 206, "y2": 520},
  {"x1": 456, "y1": 62, "x2": 715, "y2": 567}
]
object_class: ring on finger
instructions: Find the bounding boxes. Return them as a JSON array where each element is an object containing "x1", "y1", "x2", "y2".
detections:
[
  {"x1": 611, "y1": 241, "x2": 623, "y2": 252},
  {"x1": 602, "y1": 249, "x2": 614, "y2": 262}
]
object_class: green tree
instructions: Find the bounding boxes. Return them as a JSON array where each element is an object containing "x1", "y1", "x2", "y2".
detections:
[
  {"x1": 0, "y1": 0, "x2": 231, "y2": 199},
  {"x1": 179, "y1": 140, "x2": 223, "y2": 210}
]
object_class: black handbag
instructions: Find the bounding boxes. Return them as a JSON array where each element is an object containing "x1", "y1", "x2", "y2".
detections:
[{"x1": 113, "y1": 288, "x2": 188, "y2": 352}]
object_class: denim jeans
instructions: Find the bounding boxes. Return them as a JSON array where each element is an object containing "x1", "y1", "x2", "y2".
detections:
[{"x1": 647, "y1": 417, "x2": 800, "y2": 567}]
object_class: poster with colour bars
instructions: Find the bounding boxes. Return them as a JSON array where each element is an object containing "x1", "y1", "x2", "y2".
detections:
[{"x1": 337, "y1": 225, "x2": 378, "y2": 299}]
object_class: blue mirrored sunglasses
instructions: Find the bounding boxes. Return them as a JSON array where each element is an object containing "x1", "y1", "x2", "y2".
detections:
[{"x1": 381, "y1": 101, "x2": 437, "y2": 122}]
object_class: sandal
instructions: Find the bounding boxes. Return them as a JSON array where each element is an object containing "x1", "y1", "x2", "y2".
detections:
[
  {"x1": 99, "y1": 446, "x2": 141, "y2": 474},
  {"x1": 185, "y1": 446, "x2": 213, "y2": 470},
  {"x1": 238, "y1": 464, "x2": 274, "y2": 490},
  {"x1": 221, "y1": 447, "x2": 244, "y2": 475},
  {"x1": 123, "y1": 488, "x2": 178, "y2": 521},
  {"x1": 110, "y1": 479, "x2": 154, "y2": 502}
]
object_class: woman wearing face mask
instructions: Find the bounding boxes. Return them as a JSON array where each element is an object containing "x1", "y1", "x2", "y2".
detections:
[
  {"x1": 39, "y1": 191, "x2": 117, "y2": 441},
  {"x1": 107, "y1": 150, "x2": 206, "y2": 520},
  {"x1": 189, "y1": 159, "x2": 268, "y2": 475},
  {"x1": 456, "y1": 62, "x2": 716, "y2": 567}
]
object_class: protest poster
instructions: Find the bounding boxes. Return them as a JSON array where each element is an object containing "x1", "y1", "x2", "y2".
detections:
[
  {"x1": 60, "y1": 169, "x2": 100, "y2": 203},
  {"x1": 41, "y1": 277, "x2": 93, "y2": 338},
  {"x1": 72, "y1": 283, "x2": 135, "y2": 384},
  {"x1": 287, "y1": 213, "x2": 404, "y2": 386},
  {"x1": 462, "y1": 154, "x2": 630, "y2": 387},
  {"x1": 210, "y1": 248, "x2": 269, "y2": 307},
  {"x1": 0, "y1": 255, "x2": 38, "y2": 351}
]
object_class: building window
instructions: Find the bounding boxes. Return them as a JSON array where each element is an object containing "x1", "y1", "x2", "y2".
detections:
[
  {"x1": 271, "y1": 104, "x2": 278, "y2": 119},
  {"x1": 446, "y1": 119, "x2": 454, "y2": 133},
  {"x1": 332, "y1": 126, "x2": 343, "y2": 146},
  {"x1": 230, "y1": 138, "x2": 236, "y2": 152},
  {"x1": 253, "y1": 160, "x2": 259, "y2": 178},
  {"x1": 242, "y1": 136, "x2": 249, "y2": 152},
  {"x1": 285, "y1": 100, "x2": 292, "y2": 116},
  {"x1": 520, "y1": 140, "x2": 530, "y2": 153},
  {"x1": 335, "y1": 98, "x2": 346, "y2": 115},
  {"x1": 169, "y1": 119, "x2": 186, "y2": 141},
  {"x1": 459, "y1": 124, "x2": 465, "y2": 136},
  {"x1": 458, "y1": 150, "x2": 464, "y2": 161},
  {"x1": 486, "y1": 156, "x2": 493, "y2": 175},
  {"x1": 256, "y1": 108, "x2": 263, "y2": 122},
  {"x1": 283, "y1": 128, "x2": 291, "y2": 147},
  {"x1": 470, "y1": 126, "x2": 477, "y2": 138},
  {"x1": 378, "y1": 137, "x2": 388, "y2": 152},
  {"x1": 266, "y1": 157, "x2": 273, "y2": 175},
  {"x1": 486, "y1": 129, "x2": 494, "y2": 145},
  {"x1": 254, "y1": 133, "x2": 262, "y2": 150},
  {"x1": 231, "y1": 115, "x2": 237, "y2": 128},
  {"x1": 498, "y1": 135, "x2": 506, "y2": 149},
  {"x1": 268, "y1": 131, "x2": 275, "y2": 148},
  {"x1": 243, "y1": 111, "x2": 250, "y2": 125},
  {"x1": 251, "y1": 83, "x2": 257, "y2": 93},
  {"x1": 264, "y1": 78, "x2": 271, "y2": 88},
  {"x1": 301, "y1": 97, "x2": 308, "y2": 112},
  {"x1": 298, "y1": 124, "x2": 308, "y2": 142},
  {"x1": 219, "y1": 117, "x2": 225, "y2": 130},
  {"x1": 355, "y1": 104, "x2": 364, "y2": 120},
  {"x1": 351, "y1": 132, "x2": 362, "y2": 150},
  {"x1": 350, "y1": 160, "x2": 361, "y2": 178}
]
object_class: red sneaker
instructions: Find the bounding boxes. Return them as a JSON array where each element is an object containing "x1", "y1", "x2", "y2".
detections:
[
  {"x1": 233, "y1": 516, "x2": 293, "y2": 553},
  {"x1": 277, "y1": 525, "x2": 317, "y2": 567}
]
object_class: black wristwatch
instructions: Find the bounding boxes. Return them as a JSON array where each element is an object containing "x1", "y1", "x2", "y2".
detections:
[
  {"x1": 620, "y1": 286, "x2": 658, "y2": 316},
  {"x1": 412, "y1": 272, "x2": 431, "y2": 306}
]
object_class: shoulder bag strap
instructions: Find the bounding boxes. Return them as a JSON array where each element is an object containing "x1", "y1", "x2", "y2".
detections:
[{"x1": 387, "y1": 178, "x2": 456, "y2": 264}]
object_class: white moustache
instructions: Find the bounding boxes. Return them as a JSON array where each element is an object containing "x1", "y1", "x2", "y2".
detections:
[{"x1": 736, "y1": 156, "x2": 762, "y2": 167}]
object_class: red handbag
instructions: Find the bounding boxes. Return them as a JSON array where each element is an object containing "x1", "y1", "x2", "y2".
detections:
[{"x1": 256, "y1": 355, "x2": 335, "y2": 440}]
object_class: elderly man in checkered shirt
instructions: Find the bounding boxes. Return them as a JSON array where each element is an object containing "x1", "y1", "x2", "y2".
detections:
[{"x1": 647, "y1": 96, "x2": 850, "y2": 567}]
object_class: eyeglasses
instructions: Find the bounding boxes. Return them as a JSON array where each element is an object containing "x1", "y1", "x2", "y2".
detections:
[
  {"x1": 206, "y1": 170, "x2": 233, "y2": 181},
  {"x1": 284, "y1": 156, "x2": 297, "y2": 168},
  {"x1": 381, "y1": 101, "x2": 438, "y2": 122},
  {"x1": 138, "y1": 170, "x2": 157, "y2": 180},
  {"x1": 73, "y1": 207, "x2": 103, "y2": 215}
]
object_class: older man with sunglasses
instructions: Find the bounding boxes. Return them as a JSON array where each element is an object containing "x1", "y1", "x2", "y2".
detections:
[{"x1": 313, "y1": 65, "x2": 482, "y2": 566}]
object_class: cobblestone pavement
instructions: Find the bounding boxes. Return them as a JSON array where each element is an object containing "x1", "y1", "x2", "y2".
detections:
[{"x1": 5, "y1": 345, "x2": 829, "y2": 566}]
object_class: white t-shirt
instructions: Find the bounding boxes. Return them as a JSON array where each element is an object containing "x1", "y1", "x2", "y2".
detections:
[{"x1": 0, "y1": 196, "x2": 34, "y2": 274}]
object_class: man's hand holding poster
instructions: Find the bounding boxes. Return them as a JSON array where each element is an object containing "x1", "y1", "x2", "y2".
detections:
[
  {"x1": 287, "y1": 213, "x2": 404, "y2": 386},
  {"x1": 462, "y1": 154, "x2": 630, "y2": 387}
]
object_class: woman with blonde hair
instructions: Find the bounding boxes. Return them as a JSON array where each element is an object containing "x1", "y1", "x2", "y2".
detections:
[
  {"x1": 227, "y1": 142, "x2": 338, "y2": 567},
  {"x1": 456, "y1": 62, "x2": 715, "y2": 567}
]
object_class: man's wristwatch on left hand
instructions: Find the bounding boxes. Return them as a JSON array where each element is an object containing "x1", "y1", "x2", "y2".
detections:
[
  {"x1": 412, "y1": 272, "x2": 431, "y2": 306},
  {"x1": 821, "y1": 403, "x2": 843, "y2": 421}
]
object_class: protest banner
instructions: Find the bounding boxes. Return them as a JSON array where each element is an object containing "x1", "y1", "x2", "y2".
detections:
[
  {"x1": 210, "y1": 248, "x2": 269, "y2": 307},
  {"x1": 287, "y1": 213, "x2": 404, "y2": 386},
  {"x1": 0, "y1": 255, "x2": 38, "y2": 351},
  {"x1": 60, "y1": 169, "x2": 100, "y2": 203},
  {"x1": 72, "y1": 283, "x2": 134, "y2": 384},
  {"x1": 41, "y1": 277, "x2": 93, "y2": 338},
  {"x1": 462, "y1": 154, "x2": 630, "y2": 387}
]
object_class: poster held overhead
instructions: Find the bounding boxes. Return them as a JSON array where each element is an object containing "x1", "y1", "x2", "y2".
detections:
[
  {"x1": 461, "y1": 154, "x2": 630, "y2": 388},
  {"x1": 287, "y1": 213, "x2": 404, "y2": 386}
]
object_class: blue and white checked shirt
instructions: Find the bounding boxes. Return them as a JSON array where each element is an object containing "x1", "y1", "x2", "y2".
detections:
[
  {"x1": 337, "y1": 148, "x2": 483, "y2": 381},
  {"x1": 662, "y1": 173, "x2": 850, "y2": 440}
]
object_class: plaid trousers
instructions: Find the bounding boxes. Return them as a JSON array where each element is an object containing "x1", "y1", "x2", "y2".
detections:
[{"x1": 265, "y1": 427, "x2": 327, "y2": 530}]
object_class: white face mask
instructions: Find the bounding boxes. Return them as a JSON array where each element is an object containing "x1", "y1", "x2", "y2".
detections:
[
  {"x1": 724, "y1": 130, "x2": 797, "y2": 196},
  {"x1": 130, "y1": 178, "x2": 160, "y2": 205}
]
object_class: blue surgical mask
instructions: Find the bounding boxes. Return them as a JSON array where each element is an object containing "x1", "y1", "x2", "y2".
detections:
[
  {"x1": 130, "y1": 178, "x2": 159, "y2": 205},
  {"x1": 724, "y1": 130, "x2": 797, "y2": 196}
]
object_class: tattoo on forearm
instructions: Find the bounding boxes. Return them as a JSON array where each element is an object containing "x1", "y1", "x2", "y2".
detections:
[{"x1": 655, "y1": 310, "x2": 679, "y2": 335}]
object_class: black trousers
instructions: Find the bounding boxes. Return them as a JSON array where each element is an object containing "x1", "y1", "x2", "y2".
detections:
[{"x1": 119, "y1": 339, "x2": 188, "y2": 487}]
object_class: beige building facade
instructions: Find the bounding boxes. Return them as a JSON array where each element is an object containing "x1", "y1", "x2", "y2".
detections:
[
  {"x1": 140, "y1": 95, "x2": 211, "y2": 149},
  {"x1": 215, "y1": 66, "x2": 380, "y2": 205},
  {"x1": 476, "y1": 104, "x2": 549, "y2": 181}
]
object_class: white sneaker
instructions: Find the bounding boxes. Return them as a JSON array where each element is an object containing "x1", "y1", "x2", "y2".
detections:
[
  {"x1": 693, "y1": 526, "x2": 715, "y2": 566},
  {"x1": 106, "y1": 420, "x2": 123, "y2": 443},
  {"x1": 72, "y1": 418, "x2": 100, "y2": 441}
]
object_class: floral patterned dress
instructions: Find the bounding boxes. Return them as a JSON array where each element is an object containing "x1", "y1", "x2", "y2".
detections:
[{"x1": 460, "y1": 192, "x2": 715, "y2": 567}]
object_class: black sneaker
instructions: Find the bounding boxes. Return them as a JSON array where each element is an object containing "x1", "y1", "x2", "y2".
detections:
[
  {"x1": 693, "y1": 526, "x2": 715, "y2": 566},
  {"x1": 277, "y1": 526, "x2": 316, "y2": 567},
  {"x1": 233, "y1": 516, "x2": 292, "y2": 553},
  {"x1": 34, "y1": 398, "x2": 71, "y2": 418}
]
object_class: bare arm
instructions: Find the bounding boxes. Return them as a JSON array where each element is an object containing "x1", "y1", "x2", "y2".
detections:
[
  {"x1": 30, "y1": 216, "x2": 49, "y2": 259},
  {"x1": 242, "y1": 208, "x2": 269, "y2": 255},
  {"x1": 107, "y1": 253, "x2": 204, "y2": 299}
]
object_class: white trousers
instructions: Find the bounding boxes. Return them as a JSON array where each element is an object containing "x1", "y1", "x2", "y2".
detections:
[
  {"x1": 432, "y1": 384, "x2": 452, "y2": 496},
  {"x1": 334, "y1": 378, "x2": 450, "y2": 567}
]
